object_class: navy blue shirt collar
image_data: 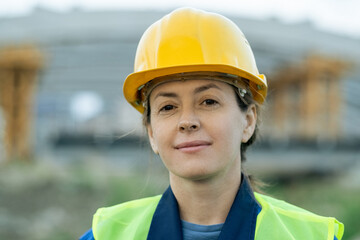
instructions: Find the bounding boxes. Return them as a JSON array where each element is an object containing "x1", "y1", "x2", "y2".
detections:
[{"x1": 147, "y1": 175, "x2": 261, "y2": 240}]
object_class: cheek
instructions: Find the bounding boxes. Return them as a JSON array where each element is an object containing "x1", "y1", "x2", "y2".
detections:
[
  {"x1": 220, "y1": 112, "x2": 245, "y2": 142},
  {"x1": 150, "y1": 124, "x2": 160, "y2": 144},
  {"x1": 150, "y1": 121, "x2": 170, "y2": 147}
]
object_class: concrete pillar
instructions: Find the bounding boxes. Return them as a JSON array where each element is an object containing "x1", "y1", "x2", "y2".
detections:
[{"x1": 0, "y1": 46, "x2": 43, "y2": 161}]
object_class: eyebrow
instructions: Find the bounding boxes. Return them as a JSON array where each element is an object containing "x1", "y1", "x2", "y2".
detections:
[
  {"x1": 153, "y1": 83, "x2": 221, "y2": 101},
  {"x1": 153, "y1": 92, "x2": 179, "y2": 100},
  {"x1": 193, "y1": 83, "x2": 221, "y2": 94}
]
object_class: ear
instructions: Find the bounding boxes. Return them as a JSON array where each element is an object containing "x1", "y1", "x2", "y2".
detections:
[
  {"x1": 241, "y1": 104, "x2": 257, "y2": 143},
  {"x1": 147, "y1": 124, "x2": 159, "y2": 154}
]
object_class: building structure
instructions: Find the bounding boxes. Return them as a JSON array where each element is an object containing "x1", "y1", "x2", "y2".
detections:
[{"x1": 0, "y1": 8, "x2": 359, "y2": 173}]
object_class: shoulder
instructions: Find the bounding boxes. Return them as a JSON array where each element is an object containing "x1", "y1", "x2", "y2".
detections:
[
  {"x1": 255, "y1": 192, "x2": 318, "y2": 214},
  {"x1": 92, "y1": 195, "x2": 162, "y2": 239},
  {"x1": 254, "y1": 193, "x2": 344, "y2": 240},
  {"x1": 94, "y1": 195, "x2": 162, "y2": 221},
  {"x1": 79, "y1": 229, "x2": 94, "y2": 240}
]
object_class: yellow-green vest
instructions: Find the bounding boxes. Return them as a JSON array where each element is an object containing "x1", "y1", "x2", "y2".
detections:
[{"x1": 93, "y1": 193, "x2": 344, "y2": 240}]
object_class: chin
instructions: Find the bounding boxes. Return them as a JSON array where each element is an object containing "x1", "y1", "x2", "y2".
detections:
[{"x1": 172, "y1": 166, "x2": 219, "y2": 182}]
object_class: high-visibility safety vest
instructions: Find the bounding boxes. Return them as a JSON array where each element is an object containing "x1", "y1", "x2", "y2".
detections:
[{"x1": 93, "y1": 181, "x2": 344, "y2": 240}]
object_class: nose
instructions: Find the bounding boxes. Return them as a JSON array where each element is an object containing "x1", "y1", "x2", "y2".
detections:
[
  {"x1": 178, "y1": 110, "x2": 200, "y2": 133},
  {"x1": 178, "y1": 120, "x2": 200, "y2": 132}
]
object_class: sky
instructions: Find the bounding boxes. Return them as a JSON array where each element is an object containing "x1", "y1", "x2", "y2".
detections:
[{"x1": 0, "y1": 0, "x2": 359, "y2": 38}]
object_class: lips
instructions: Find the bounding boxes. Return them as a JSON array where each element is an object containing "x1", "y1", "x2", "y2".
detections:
[{"x1": 175, "y1": 140, "x2": 211, "y2": 153}]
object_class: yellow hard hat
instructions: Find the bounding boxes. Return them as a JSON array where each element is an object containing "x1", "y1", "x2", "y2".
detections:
[{"x1": 123, "y1": 7, "x2": 267, "y2": 113}]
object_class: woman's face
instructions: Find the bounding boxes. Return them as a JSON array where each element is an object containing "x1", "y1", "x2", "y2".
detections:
[{"x1": 147, "y1": 79, "x2": 256, "y2": 182}]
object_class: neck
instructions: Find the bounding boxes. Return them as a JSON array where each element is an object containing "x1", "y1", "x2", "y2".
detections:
[{"x1": 169, "y1": 163, "x2": 241, "y2": 225}]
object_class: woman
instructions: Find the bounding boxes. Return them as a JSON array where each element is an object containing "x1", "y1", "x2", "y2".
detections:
[{"x1": 80, "y1": 7, "x2": 344, "y2": 240}]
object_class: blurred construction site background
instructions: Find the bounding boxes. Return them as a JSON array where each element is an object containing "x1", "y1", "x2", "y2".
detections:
[{"x1": 0, "y1": 4, "x2": 359, "y2": 240}]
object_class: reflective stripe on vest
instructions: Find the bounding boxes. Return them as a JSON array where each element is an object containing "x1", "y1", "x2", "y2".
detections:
[{"x1": 93, "y1": 193, "x2": 344, "y2": 240}]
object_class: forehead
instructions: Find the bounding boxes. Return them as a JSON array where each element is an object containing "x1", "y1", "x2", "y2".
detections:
[{"x1": 149, "y1": 79, "x2": 234, "y2": 97}]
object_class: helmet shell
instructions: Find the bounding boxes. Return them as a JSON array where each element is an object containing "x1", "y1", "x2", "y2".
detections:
[{"x1": 123, "y1": 7, "x2": 267, "y2": 113}]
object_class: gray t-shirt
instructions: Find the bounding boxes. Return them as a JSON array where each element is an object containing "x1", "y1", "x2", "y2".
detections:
[{"x1": 181, "y1": 220, "x2": 224, "y2": 240}]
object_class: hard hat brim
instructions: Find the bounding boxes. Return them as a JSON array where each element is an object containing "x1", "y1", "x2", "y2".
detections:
[{"x1": 123, "y1": 64, "x2": 267, "y2": 113}]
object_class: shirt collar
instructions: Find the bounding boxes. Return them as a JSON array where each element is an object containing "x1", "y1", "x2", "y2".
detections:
[{"x1": 147, "y1": 174, "x2": 260, "y2": 240}]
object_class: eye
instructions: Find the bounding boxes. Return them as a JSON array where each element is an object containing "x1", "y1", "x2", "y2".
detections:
[
  {"x1": 159, "y1": 104, "x2": 175, "y2": 112},
  {"x1": 202, "y1": 99, "x2": 218, "y2": 106}
]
